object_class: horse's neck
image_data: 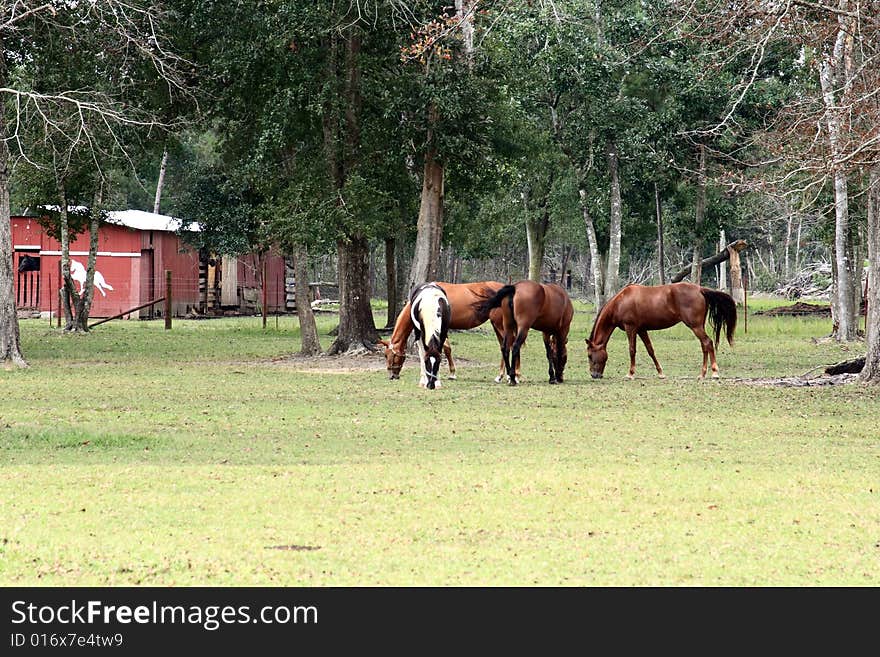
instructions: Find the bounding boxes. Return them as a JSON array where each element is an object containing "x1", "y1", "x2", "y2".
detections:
[
  {"x1": 390, "y1": 309, "x2": 413, "y2": 350},
  {"x1": 593, "y1": 301, "x2": 617, "y2": 343}
]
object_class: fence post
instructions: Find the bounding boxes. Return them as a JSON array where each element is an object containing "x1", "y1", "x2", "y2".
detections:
[
  {"x1": 262, "y1": 258, "x2": 268, "y2": 329},
  {"x1": 165, "y1": 270, "x2": 172, "y2": 330}
]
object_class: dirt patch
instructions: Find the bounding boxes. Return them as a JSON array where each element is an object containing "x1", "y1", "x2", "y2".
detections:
[
  {"x1": 753, "y1": 302, "x2": 832, "y2": 317},
  {"x1": 267, "y1": 352, "x2": 386, "y2": 373},
  {"x1": 729, "y1": 373, "x2": 860, "y2": 387}
]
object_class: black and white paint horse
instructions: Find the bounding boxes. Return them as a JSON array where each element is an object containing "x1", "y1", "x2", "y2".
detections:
[{"x1": 409, "y1": 283, "x2": 452, "y2": 390}]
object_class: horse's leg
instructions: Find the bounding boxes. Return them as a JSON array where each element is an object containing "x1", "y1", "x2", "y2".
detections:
[
  {"x1": 508, "y1": 328, "x2": 529, "y2": 386},
  {"x1": 500, "y1": 331, "x2": 513, "y2": 384},
  {"x1": 625, "y1": 327, "x2": 638, "y2": 379},
  {"x1": 638, "y1": 330, "x2": 665, "y2": 379},
  {"x1": 555, "y1": 329, "x2": 569, "y2": 383},
  {"x1": 690, "y1": 325, "x2": 717, "y2": 379},
  {"x1": 443, "y1": 339, "x2": 456, "y2": 379},
  {"x1": 417, "y1": 341, "x2": 428, "y2": 387},
  {"x1": 492, "y1": 322, "x2": 507, "y2": 383},
  {"x1": 543, "y1": 333, "x2": 557, "y2": 384}
]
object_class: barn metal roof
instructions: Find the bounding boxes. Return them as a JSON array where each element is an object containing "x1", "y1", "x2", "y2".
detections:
[
  {"x1": 105, "y1": 209, "x2": 200, "y2": 233},
  {"x1": 35, "y1": 206, "x2": 200, "y2": 233}
]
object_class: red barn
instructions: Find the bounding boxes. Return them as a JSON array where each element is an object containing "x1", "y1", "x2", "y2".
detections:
[{"x1": 12, "y1": 210, "x2": 288, "y2": 319}]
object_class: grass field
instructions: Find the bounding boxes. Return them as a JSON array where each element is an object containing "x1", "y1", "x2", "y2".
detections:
[{"x1": 1, "y1": 299, "x2": 878, "y2": 586}]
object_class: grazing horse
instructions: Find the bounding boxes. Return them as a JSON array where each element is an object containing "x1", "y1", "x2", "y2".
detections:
[
  {"x1": 585, "y1": 282, "x2": 737, "y2": 380},
  {"x1": 379, "y1": 281, "x2": 513, "y2": 382},
  {"x1": 474, "y1": 280, "x2": 574, "y2": 386},
  {"x1": 408, "y1": 283, "x2": 451, "y2": 389}
]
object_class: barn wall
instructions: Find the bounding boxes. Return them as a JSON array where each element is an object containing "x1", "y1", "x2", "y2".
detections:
[
  {"x1": 150, "y1": 231, "x2": 200, "y2": 316},
  {"x1": 234, "y1": 250, "x2": 287, "y2": 313},
  {"x1": 12, "y1": 217, "x2": 143, "y2": 318},
  {"x1": 11, "y1": 216, "x2": 201, "y2": 318},
  {"x1": 12, "y1": 216, "x2": 284, "y2": 318}
]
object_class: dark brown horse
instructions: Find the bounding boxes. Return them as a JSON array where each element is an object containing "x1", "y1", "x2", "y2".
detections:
[
  {"x1": 475, "y1": 280, "x2": 574, "y2": 386},
  {"x1": 379, "y1": 281, "x2": 512, "y2": 382},
  {"x1": 585, "y1": 282, "x2": 737, "y2": 380}
]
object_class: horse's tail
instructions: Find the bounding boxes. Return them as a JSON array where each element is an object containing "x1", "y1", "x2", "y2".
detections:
[
  {"x1": 472, "y1": 284, "x2": 516, "y2": 322},
  {"x1": 701, "y1": 288, "x2": 737, "y2": 348}
]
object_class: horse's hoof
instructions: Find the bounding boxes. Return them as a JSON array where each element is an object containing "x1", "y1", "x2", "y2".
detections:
[
  {"x1": 626, "y1": 374, "x2": 635, "y2": 380},
  {"x1": 549, "y1": 378, "x2": 557, "y2": 384},
  {"x1": 658, "y1": 374, "x2": 667, "y2": 379},
  {"x1": 711, "y1": 372, "x2": 720, "y2": 379},
  {"x1": 434, "y1": 381, "x2": 442, "y2": 389},
  {"x1": 447, "y1": 374, "x2": 457, "y2": 380},
  {"x1": 508, "y1": 379, "x2": 518, "y2": 387}
]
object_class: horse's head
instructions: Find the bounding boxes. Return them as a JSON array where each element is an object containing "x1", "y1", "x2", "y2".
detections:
[
  {"x1": 585, "y1": 338, "x2": 607, "y2": 379},
  {"x1": 422, "y1": 339, "x2": 444, "y2": 390},
  {"x1": 378, "y1": 339, "x2": 406, "y2": 379}
]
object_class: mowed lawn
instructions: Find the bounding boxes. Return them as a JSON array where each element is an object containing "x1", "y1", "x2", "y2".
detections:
[{"x1": 1, "y1": 300, "x2": 878, "y2": 586}]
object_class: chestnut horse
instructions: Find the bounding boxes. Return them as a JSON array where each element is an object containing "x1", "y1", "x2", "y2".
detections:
[
  {"x1": 474, "y1": 280, "x2": 574, "y2": 386},
  {"x1": 585, "y1": 282, "x2": 737, "y2": 380},
  {"x1": 379, "y1": 281, "x2": 511, "y2": 382},
  {"x1": 408, "y1": 283, "x2": 451, "y2": 389}
]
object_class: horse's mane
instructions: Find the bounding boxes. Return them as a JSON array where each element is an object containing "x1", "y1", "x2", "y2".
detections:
[{"x1": 588, "y1": 299, "x2": 610, "y2": 342}]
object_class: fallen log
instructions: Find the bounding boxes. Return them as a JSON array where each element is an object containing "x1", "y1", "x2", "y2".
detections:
[
  {"x1": 670, "y1": 239, "x2": 748, "y2": 284},
  {"x1": 824, "y1": 357, "x2": 865, "y2": 375}
]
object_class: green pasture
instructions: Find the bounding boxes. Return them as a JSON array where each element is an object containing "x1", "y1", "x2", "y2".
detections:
[{"x1": 1, "y1": 299, "x2": 878, "y2": 585}]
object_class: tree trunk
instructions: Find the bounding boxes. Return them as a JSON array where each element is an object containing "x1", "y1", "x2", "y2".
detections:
[
  {"x1": 718, "y1": 230, "x2": 727, "y2": 290},
  {"x1": 729, "y1": 244, "x2": 745, "y2": 304},
  {"x1": 861, "y1": 166, "x2": 880, "y2": 383},
  {"x1": 559, "y1": 245, "x2": 572, "y2": 289},
  {"x1": 525, "y1": 177, "x2": 552, "y2": 283},
  {"x1": 72, "y1": 191, "x2": 104, "y2": 332},
  {"x1": 407, "y1": 0, "x2": 476, "y2": 292},
  {"x1": 655, "y1": 182, "x2": 665, "y2": 285},
  {"x1": 408, "y1": 135, "x2": 444, "y2": 291},
  {"x1": 691, "y1": 143, "x2": 707, "y2": 284},
  {"x1": 579, "y1": 186, "x2": 604, "y2": 308},
  {"x1": 671, "y1": 240, "x2": 748, "y2": 284},
  {"x1": 0, "y1": 113, "x2": 26, "y2": 367},
  {"x1": 56, "y1": 182, "x2": 77, "y2": 331},
  {"x1": 329, "y1": 234, "x2": 377, "y2": 354},
  {"x1": 784, "y1": 199, "x2": 793, "y2": 280},
  {"x1": 820, "y1": 28, "x2": 858, "y2": 341},
  {"x1": 603, "y1": 141, "x2": 622, "y2": 300},
  {"x1": 293, "y1": 245, "x2": 321, "y2": 356},
  {"x1": 384, "y1": 237, "x2": 400, "y2": 329},
  {"x1": 321, "y1": 25, "x2": 377, "y2": 353},
  {"x1": 154, "y1": 148, "x2": 168, "y2": 214}
]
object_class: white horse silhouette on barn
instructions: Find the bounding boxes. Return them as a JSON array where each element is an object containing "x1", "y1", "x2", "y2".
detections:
[{"x1": 70, "y1": 259, "x2": 114, "y2": 297}]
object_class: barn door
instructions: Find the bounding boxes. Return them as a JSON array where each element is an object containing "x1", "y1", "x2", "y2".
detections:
[
  {"x1": 140, "y1": 249, "x2": 155, "y2": 318},
  {"x1": 16, "y1": 252, "x2": 41, "y2": 310}
]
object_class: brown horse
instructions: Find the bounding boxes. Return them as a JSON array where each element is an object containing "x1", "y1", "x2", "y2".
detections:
[
  {"x1": 379, "y1": 281, "x2": 511, "y2": 381},
  {"x1": 474, "y1": 280, "x2": 574, "y2": 386},
  {"x1": 585, "y1": 282, "x2": 737, "y2": 380}
]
